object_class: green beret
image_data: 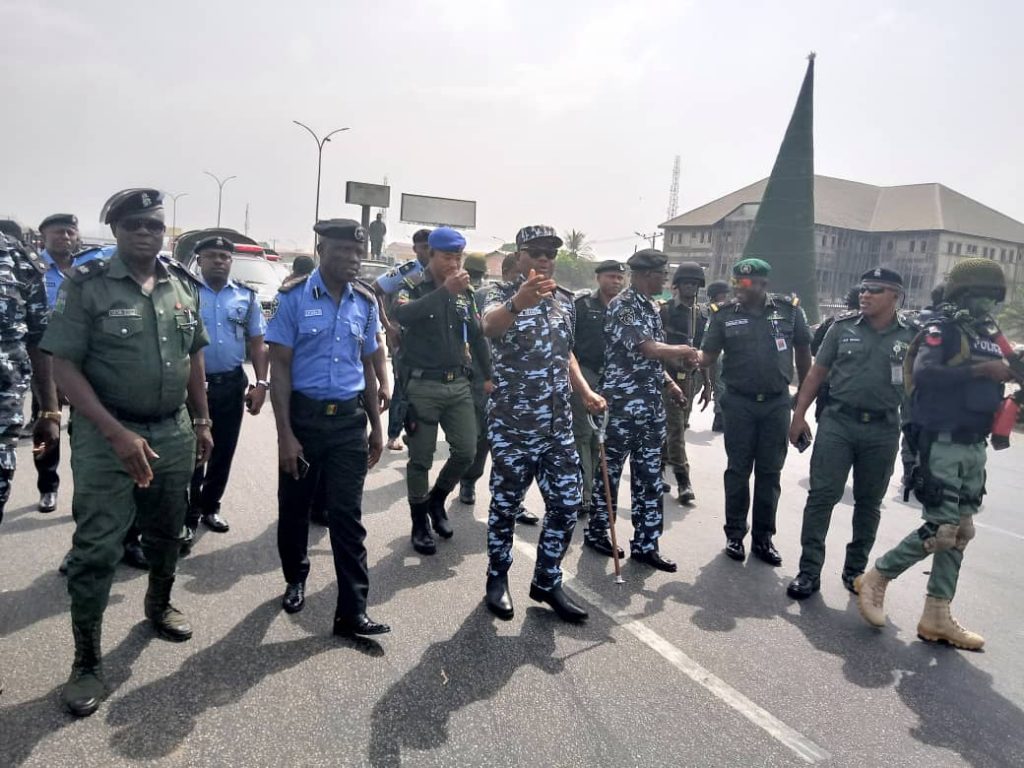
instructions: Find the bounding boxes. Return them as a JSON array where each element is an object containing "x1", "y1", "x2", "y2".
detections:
[{"x1": 732, "y1": 258, "x2": 771, "y2": 278}]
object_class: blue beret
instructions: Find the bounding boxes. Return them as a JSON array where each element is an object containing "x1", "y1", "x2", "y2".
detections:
[
  {"x1": 101, "y1": 188, "x2": 164, "y2": 225},
  {"x1": 39, "y1": 213, "x2": 78, "y2": 231},
  {"x1": 627, "y1": 249, "x2": 668, "y2": 271},
  {"x1": 860, "y1": 266, "x2": 903, "y2": 287},
  {"x1": 194, "y1": 236, "x2": 235, "y2": 254},
  {"x1": 314, "y1": 218, "x2": 366, "y2": 242},
  {"x1": 427, "y1": 227, "x2": 467, "y2": 252}
]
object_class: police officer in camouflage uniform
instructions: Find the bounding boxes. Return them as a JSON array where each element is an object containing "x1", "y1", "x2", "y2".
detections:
[
  {"x1": 698, "y1": 258, "x2": 811, "y2": 565},
  {"x1": 705, "y1": 280, "x2": 730, "y2": 433},
  {"x1": 571, "y1": 259, "x2": 624, "y2": 516},
  {"x1": 786, "y1": 268, "x2": 916, "y2": 599},
  {"x1": 393, "y1": 228, "x2": 492, "y2": 554},
  {"x1": 481, "y1": 225, "x2": 606, "y2": 622},
  {"x1": 857, "y1": 259, "x2": 1013, "y2": 651},
  {"x1": 660, "y1": 262, "x2": 712, "y2": 504},
  {"x1": 0, "y1": 232, "x2": 60, "y2": 525},
  {"x1": 41, "y1": 189, "x2": 214, "y2": 717},
  {"x1": 584, "y1": 250, "x2": 692, "y2": 572}
]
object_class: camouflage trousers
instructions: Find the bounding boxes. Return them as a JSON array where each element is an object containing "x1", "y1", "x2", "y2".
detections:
[
  {"x1": 0, "y1": 348, "x2": 32, "y2": 512},
  {"x1": 486, "y1": 424, "x2": 582, "y2": 590},
  {"x1": 586, "y1": 409, "x2": 667, "y2": 554},
  {"x1": 663, "y1": 375, "x2": 697, "y2": 482}
]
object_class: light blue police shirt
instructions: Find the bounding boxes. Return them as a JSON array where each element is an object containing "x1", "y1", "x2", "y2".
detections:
[{"x1": 198, "y1": 278, "x2": 267, "y2": 374}]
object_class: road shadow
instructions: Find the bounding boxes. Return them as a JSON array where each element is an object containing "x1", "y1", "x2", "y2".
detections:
[
  {"x1": 0, "y1": 512, "x2": 70, "y2": 536},
  {"x1": 0, "y1": 571, "x2": 127, "y2": 638},
  {"x1": 785, "y1": 598, "x2": 1024, "y2": 766},
  {"x1": 366, "y1": 604, "x2": 614, "y2": 767},
  {"x1": 104, "y1": 597, "x2": 380, "y2": 760},
  {"x1": 0, "y1": 622, "x2": 152, "y2": 767}
]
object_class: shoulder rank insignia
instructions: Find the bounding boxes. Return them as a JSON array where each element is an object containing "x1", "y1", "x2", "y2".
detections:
[
  {"x1": 70, "y1": 259, "x2": 110, "y2": 283},
  {"x1": 278, "y1": 274, "x2": 310, "y2": 293}
]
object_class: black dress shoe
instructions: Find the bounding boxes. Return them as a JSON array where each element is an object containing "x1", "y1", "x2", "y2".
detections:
[
  {"x1": 841, "y1": 571, "x2": 861, "y2": 594},
  {"x1": 786, "y1": 573, "x2": 820, "y2": 600},
  {"x1": 282, "y1": 582, "x2": 305, "y2": 614},
  {"x1": 180, "y1": 525, "x2": 196, "y2": 557},
  {"x1": 459, "y1": 482, "x2": 476, "y2": 505},
  {"x1": 632, "y1": 549, "x2": 678, "y2": 572},
  {"x1": 58, "y1": 550, "x2": 72, "y2": 575},
  {"x1": 334, "y1": 613, "x2": 391, "y2": 637},
  {"x1": 201, "y1": 512, "x2": 230, "y2": 533},
  {"x1": 583, "y1": 533, "x2": 624, "y2": 559},
  {"x1": 485, "y1": 574, "x2": 514, "y2": 620},
  {"x1": 516, "y1": 508, "x2": 539, "y2": 525},
  {"x1": 677, "y1": 485, "x2": 696, "y2": 505},
  {"x1": 122, "y1": 541, "x2": 149, "y2": 570},
  {"x1": 529, "y1": 583, "x2": 588, "y2": 623},
  {"x1": 724, "y1": 538, "x2": 746, "y2": 561},
  {"x1": 751, "y1": 538, "x2": 783, "y2": 566}
]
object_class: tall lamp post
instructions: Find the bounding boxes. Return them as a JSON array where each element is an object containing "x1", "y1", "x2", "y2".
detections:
[
  {"x1": 203, "y1": 171, "x2": 237, "y2": 228},
  {"x1": 168, "y1": 192, "x2": 188, "y2": 253},
  {"x1": 293, "y1": 120, "x2": 349, "y2": 252}
]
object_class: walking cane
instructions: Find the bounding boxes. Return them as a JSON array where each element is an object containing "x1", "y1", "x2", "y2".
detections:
[{"x1": 588, "y1": 410, "x2": 624, "y2": 584}]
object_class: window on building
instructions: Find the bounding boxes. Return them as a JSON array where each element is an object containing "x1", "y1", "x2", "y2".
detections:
[
  {"x1": 967, "y1": 244, "x2": 977, "y2": 255},
  {"x1": 920, "y1": 240, "x2": 927, "y2": 253},
  {"x1": 1001, "y1": 248, "x2": 1007, "y2": 260},
  {"x1": 821, "y1": 234, "x2": 826, "y2": 247},
  {"x1": 887, "y1": 240, "x2": 894, "y2": 251},
  {"x1": 831, "y1": 235, "x2": 837, "y2": 247},
  {"x1": 909, "y1": 240, "x2": 916, "y2": 253},
  {"x1": 956, "y1": 243, "x2": 962, "y2": 255},
  {"x1": 947, "y1": 242, "x2": 954, "y2": 254}
]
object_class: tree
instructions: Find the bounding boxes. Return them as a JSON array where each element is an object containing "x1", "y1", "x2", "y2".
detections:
[
  {"x1": 562, "y1": 229, "x2": 593, "y2": 260},
  {"x1": 998, "y1": 299, "x2": 1024, "y2": 342}
]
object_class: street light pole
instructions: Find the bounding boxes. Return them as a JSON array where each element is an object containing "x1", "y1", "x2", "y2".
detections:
[
  {"x1": 203, "y1": 171, "x2": 237, "y2": 228},
  {"x1": 293, "y1": 120, "x2": 350, "y2": 252},
  {"x1": 168, "y1": 192, "x2": 189, "y2": 246}
]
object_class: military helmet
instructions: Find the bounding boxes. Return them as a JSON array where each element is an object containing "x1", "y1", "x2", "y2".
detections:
[
  {"x1": 945, "y1": 257, "x2": 1006, "y2": 302},
  {"x1": 463, "y1": 253, "x2": 487, "y2": 275},
  {"x1": 672, "y1": 261, "x2": 705, "y2": 287}
]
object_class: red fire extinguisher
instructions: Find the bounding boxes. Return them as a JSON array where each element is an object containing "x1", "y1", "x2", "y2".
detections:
[{"x1": 990, "y1": 330, "x2": 1024, "y2": 450}]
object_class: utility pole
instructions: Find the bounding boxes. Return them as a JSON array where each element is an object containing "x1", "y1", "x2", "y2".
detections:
[
  {"x1": 244, "y1": 203, "x2": 250, "y2": 236},
  {"x1": 168, "y1": 192, "x2": 189, "y2": 251},
  {"x1": 634, "y1": 230, "x2": 663, "y2": 250},
  {"x1": 203, "y1": 171, "x2": 236, "y2": 228}
]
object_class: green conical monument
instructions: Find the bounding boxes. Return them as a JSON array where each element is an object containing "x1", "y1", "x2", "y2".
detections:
[{"x1": 743, "y1": 53, "x2": 819, "y2": 322}]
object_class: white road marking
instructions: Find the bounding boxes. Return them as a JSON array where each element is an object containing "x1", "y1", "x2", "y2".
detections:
[
  {"x1": 975, "y1": 521, "x2": 1024, "y2": 541},
  {"x1": 505, "y1": 536, "x2": 831, "y2": 764}
]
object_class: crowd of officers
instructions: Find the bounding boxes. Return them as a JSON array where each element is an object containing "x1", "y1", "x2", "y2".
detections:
[{"x1": 0, "y1": 186, "x2": 1015, "y2": 719}]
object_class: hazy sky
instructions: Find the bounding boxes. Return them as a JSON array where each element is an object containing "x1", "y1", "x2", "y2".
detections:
[{"x1": 4, "y1": 0, "x2": 1021, "y2": 257}]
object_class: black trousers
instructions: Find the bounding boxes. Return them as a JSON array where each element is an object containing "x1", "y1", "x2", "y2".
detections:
[
  {"x1": 721, "y1": 391, "x2": 791, "y2": 541},
  {"x1": 30, "y1": 392, "x2": 60, "y2": 493},
  {"x1": 277, "y1": 394, "x2": 370, "y2": 617},
  {"x1": 461, "y1": 384, "x2": 489, "y2": 484},
  {"x1": 189, "y1": 368, "x2": 247, "y2": 523}
]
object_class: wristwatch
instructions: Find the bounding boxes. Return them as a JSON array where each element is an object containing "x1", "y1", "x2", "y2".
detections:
[
  {"x1": 39, "y1": 410, "x2": 63, "y2": 424},
  {"x1": 504, "y1": 297, "x2": 519, "y2": 315},
  {"x1": 193, "y1": 418, "x2": 213, "y2": 428},
  {"x1": 255, "y1": 380, "x2": 270, "y2": 389}
]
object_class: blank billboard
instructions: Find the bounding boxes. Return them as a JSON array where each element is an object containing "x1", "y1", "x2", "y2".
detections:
[
  {"x1": 400, "y1": 194, "x2": 477, "y2": 229},
  {"x1": 346, "y1": 182, "x2": 391, "y2": 208}
]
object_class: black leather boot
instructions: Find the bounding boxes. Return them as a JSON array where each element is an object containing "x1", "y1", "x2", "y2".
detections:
[
  {"x1": 410, "y1": 500, "x2": 437, "y2": 555},
  {"x1": 485, "y1": 573, "x2": 514, "y2": 620},
  {"x1": 426, "y1": 487, "x2": 454, "y2": 539},
  {"x1": 61, "y1": 620, "x2": 105, "y2": 717},
  {"x1": 144, "y1": 576, "x2": 193, "y2": 642}
]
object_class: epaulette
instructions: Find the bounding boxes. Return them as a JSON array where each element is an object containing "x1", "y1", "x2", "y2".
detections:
[
  {"x1": 23, "y1": 249, "x2": 46, "y2": 276},
  {"x1": 70, "y1": 259, "x2": 110, "y2": 283},
  {"x1": 74, "y1": 245, "x2": 107, "y2": 261},
  {"x1": 771, "y1": 292, "x2": 800, "y2": 307},
  {"x1": 554, "y1": 284, "x2": 574, "y2": 300},
  {"x1": 352, "y1": 279, "x2": 376, "y2": 305},
  {"x1": 163, "y1": 257, "x2": 203, "y2": 289},
  {"x1": 709, "y1": 298, "x2": 738, "y2": 313},
  {"x1": 832, "y1": 310, "x2": 860, "y2": 323},
  {"x1": 234, "y1": 279, "x2": 259, "y2": 295},
  {"x1": 278, "y1": 274, "x2": 309, "y2": 293}
]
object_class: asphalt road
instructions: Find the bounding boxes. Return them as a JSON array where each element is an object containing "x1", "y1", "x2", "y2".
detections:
[{"x1": 2, "y1": 384, "x2": 1024, "y2": 767}]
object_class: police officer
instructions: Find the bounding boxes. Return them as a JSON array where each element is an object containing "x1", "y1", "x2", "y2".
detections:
[
  {"x1": 464, "y1": 252, "x2": 489, "y2": 289},
  {"x1": 661, "y1": 262, "x2": 712, "y2": 504},
  {"x1": 481, "y1": 225, "x2": 606, "y2": 622},
  {"x1": 705, "y1": 280, "x2": 730, "y2": 433},
  {"x1": 392, "y1": 228, "x2": 491, "y2": 554},
  {"x1": 41, "y1": 188, "x2": 213, "y2": 717},
  {"x1": 786, "y1": 268, "x2": 916, "y2": 599},
  {"x1": 857, "y1": 259, "x2": 1013, "y2": 650},
  {"x1": 0, "y1": 232, "x2": 60, "y2": 525},
  {"x1": 185, "y1": 236, "x2": 269, "y2": 545},
  {"x1": 698, "y1": 258, "x2": 811, "y2": 565},
  {"x1": 571, "y1": 259, "x2": 624, "y2": 517},
  {"x1": 368, "y1": 212, "x2": 387, "y2": 259},
  {"x1": 584, "y1": 249, "x2": 692, "y2": 571},
  {"x1": 376, "y1": 228, "x2": 431, "y2": 452},
  {"x1": 266, "y1": 218, "x2": 388, "y2": 638}
]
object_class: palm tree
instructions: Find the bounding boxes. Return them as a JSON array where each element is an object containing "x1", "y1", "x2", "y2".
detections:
[{"x1": 562, "y1": 229, "x2": 593, "y2": 260}]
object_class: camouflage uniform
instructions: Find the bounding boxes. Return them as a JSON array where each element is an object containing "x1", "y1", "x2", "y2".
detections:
[
  {"x1": 484, "y1": 277, "x2": 581, "y2": 590},
  {"x1": 659, "y1": 297, "x2": 708, "y2": 494},
  {"x1": 0, "y1": 234, "x2": 48, "y2": 515},
  {"x1": 586, "y1": 286, "x2": 668, "y2": 554}
]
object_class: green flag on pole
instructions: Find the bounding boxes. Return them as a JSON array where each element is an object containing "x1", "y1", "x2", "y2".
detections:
[{"x1": 743, "y1": 53, "x2": 819, "y2": 323}]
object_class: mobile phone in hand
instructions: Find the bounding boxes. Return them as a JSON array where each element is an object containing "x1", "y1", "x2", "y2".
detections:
[
  {"x1": 296, "y1": 456, "x2": 311, "y2": 478},
  {"x1": 795, "y1": 432, "x2": 811, "y2": 453}
]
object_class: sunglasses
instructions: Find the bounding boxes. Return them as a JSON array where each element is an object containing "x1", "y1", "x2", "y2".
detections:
[
  {"x1": 858, "y1": 284, "x2": 893, "y2": 295},
  {"x1": 524, "y1": 247, "x2": 557, "y2": 260},
  {"x1": 119, "y1": 218, "x2": 166, "y2": 234}
]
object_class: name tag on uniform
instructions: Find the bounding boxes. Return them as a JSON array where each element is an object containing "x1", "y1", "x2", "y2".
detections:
[
  {"x1": 776, "y1": 337, "x2": 788, "y2": 351},
  {"x1": 724, "y1": 318, "x2": 749, "y2": 327},
  {"x1": 520, "y1": 307, "x2": 542, "y2": 317},
  {"x1": 891, "y1": 364, "x2": 904, "y2": 386},
  {"x1": 108, "y1": 308, "x2": 140, "y2": 318},
  {"x1": 304, "y1": 309, "x2": 323, "y2": 317}
]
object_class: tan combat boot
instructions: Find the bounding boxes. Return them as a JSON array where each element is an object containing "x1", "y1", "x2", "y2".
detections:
[
  {"x1": 916, "y1": 596, "x2": 985, "y2": 651},
  {"x1": 855, "y1": 568, "x2": 890, "y2": 628}
]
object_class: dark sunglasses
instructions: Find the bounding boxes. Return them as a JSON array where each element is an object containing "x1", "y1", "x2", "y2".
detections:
[
  {"x1": 525, "y1": 248, "x2": 557, "y2": 260},
  {"x1": 119, "y1": 218, "x2": 166, "y2": 234},
  {"x1": 858, "y1": 284, "x2": 893, "y2": 295}
]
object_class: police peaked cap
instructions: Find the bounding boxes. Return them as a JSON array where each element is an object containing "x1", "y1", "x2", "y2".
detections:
[
  {"x1": 101, "y1": 188, "x2": 164, "y2": 225},
  {"x1": 194, "y1": 236, "x2": 235, "y2": 254},
  {"x1": 314, "y1": 218, "x2": 367, "y2": 242},
  {"x1": 627, "y1": 249, "x2": 668, "y2": 271},
  {"x1": 595, "y1": 259, "x2": 625, "y2": 274},
  {"x1": 859, "y1": 266, "x2": 903, "y2": 288},
  {"x1": 516, "y1": 225, "x2": 563, "y2": 249},
  {"x1": 39, "y1": 213, "x2": 78, "y2": 231}
]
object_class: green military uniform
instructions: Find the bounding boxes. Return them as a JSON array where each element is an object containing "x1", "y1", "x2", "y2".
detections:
[
  {"x1": 571, "y1": 289, "x2": 609, "y2": 513},
  {"x1": 392, "y1": 235, "x2": 491, "y2": 554},
  {"x1": 795, "y1": 302, "x2": 915, "y2": 590},
  {"x1": 701, "y1": 259, "x2": 810, "y2": 558}
]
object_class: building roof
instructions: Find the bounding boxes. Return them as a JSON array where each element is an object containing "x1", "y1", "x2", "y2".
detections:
[{"x1": 660, "y1": 175, "x2": 1024, "y2": 244}]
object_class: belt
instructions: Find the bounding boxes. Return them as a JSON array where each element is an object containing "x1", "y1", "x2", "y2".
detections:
[
  {"x1": 108, "y1": 405, "x2": 182, "y2": 424},
  {"x1": 835, "y1": 403, "x2": 893, "y2": 423},
  {"x1": 731, "y1": 390, "x2": 784, "y2": 402},
  {"x1": 206, "y1": 367, "x2": 245, "y2": 386},
  {"x1": 292, "y1": 391, "x2": 363, "y2": 417},
  {"x1": 926, "y1": 429, "x2": 988, "y2": 445},
  {"x1": 409, "y1": 367, "x2": 469, "y2": 383}
]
